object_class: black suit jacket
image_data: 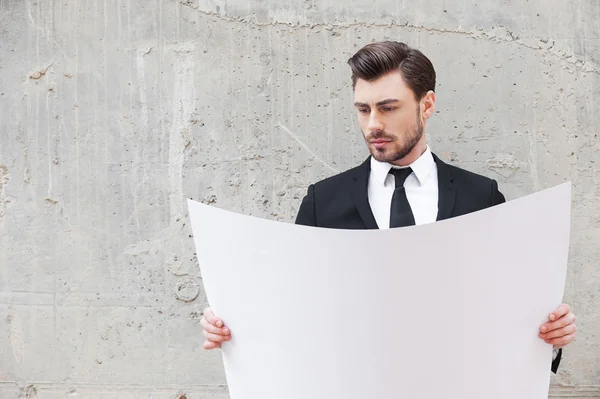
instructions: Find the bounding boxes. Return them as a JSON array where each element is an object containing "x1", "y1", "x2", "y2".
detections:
[{"x1": 294, "y1": 153, "x2": 562, "y2": 373}]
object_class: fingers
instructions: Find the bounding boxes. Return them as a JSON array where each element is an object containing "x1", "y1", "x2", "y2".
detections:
[
  {"x1": 539, "y1": 323, "x2": 576, "y2": 340},
  {"x1": 548, "y1": 304, "x2": 570, "y2": 322},
  {"x1": 540, "y1": 312, "x2": 576, "y2": 334},
  {"x1": 201, "y1": 316, "x2": 230, "y2": 336},
  {"x1": 203, "y1": 329, "x2": 231, "y2": 343},
  {"x1": 201, "y1": 307, "x2": 231, "y2": 350},
  {"x1": 539, "y1": 305, "x2": 577, "y2": 349},
  {"x1": 203, "y1": 307, "x2": 224, "y2": 328},
  {"x1": 203, "y1": 340, "x2": 221, "y2": 350},
  {"x1": 547, "y1": 333, "x2": 576, "y2": 349}
]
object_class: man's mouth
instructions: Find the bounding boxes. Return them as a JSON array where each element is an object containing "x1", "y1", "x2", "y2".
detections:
[{"x1": 371, "y1": 139, "x2": 392, "y2": 148}]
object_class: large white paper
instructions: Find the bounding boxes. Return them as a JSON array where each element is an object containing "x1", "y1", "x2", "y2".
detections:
[{"x1": 188, "y1": 182, "x2": 570, "y2": 399}]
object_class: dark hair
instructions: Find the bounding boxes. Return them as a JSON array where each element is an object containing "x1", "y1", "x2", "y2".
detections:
[{"x1": 348, "y1": 41, "x2": 436, "y2": 100}]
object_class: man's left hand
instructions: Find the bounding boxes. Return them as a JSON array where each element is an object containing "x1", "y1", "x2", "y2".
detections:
[{"x1": 539, "y1": 304, "x2": 576, "y2": 349}]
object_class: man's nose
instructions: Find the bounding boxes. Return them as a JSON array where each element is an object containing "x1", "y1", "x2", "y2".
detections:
[{"x1": 367, "y1": 111, "x2": 384, "y2": 133}]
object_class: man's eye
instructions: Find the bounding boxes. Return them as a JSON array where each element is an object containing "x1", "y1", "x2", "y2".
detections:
[
  {"x1": 358, "y1": 109, "x2": 370, "y2": 114},
  {"x1": 382, "y1": 107, "x2": 396, "y2": 112}
]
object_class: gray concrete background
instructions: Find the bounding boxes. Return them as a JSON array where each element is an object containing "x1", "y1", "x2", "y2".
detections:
[{"x1": 0, "y1": 0, "x2": 599, "y2": 397}]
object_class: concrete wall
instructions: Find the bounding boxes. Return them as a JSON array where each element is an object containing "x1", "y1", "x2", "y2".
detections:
[{"x1": 1, "y1": 0, "x2": 599, "y2": 397}]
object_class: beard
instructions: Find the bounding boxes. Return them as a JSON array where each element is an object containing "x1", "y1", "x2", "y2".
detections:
[{"x1": 366, "y1": 108, "x2": 424, "y2": 163}]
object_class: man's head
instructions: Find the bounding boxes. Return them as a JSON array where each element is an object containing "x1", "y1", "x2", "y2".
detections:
[{"x1": 348, "y1": 41, "x2": 437, "y2": 166}]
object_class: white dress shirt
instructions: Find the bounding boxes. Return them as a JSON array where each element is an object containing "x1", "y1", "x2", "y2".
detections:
[{"x1": 368, "y1": 146, "x2": 438, "y2": 229}]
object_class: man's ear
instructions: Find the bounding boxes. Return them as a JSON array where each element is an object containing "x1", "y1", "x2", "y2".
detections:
[{"x1": 421, "y1": 90, "x2": 436, "y2": 119}]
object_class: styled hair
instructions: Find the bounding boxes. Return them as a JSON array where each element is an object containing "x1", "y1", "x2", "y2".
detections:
[{"x1": 348, "y1": 41, "x2": 436, "y2": 100}]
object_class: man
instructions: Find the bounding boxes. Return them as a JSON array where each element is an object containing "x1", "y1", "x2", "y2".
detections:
[{"x1": 200, "y1": 41, "x2": 576, "y2": 373}]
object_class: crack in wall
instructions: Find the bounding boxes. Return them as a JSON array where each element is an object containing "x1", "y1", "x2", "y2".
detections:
[
  {"x1": 278, "y1": 123, "x2": 340, "y2": 174},
  {"x1": 178, "y1": 1, "x2": 600, "y2": 75},
  {"x1": 0, "y1": 164, "x2": 10, "y2": 219}
]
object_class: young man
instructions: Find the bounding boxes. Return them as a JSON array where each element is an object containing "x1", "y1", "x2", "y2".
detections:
[{"x1": 200, "y1": 41, "x2": 576, "y2": 372}]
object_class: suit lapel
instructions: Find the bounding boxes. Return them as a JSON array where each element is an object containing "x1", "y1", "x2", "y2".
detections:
[
  {"x1": 351, "y1": 157, "x2": 379, "y2": 229},
  {"x1": 433, "y1": 153, "x2": 457, "y2": 221}
]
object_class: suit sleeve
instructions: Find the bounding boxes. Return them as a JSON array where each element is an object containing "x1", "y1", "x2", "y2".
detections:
[
  {"x1": 491, "y1": 179, "x2": 506, "y2": 206},
  {"x1": 295, "y1": 184, "x2": 317, "y2": 227},
  {"x1": 551, "y1": 349, "x2": 562, "y2": 374}
]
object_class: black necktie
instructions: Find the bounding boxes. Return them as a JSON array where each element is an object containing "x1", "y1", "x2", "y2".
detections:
[{"x1": 389, "y1": 167, "x2": 416, "y2": 228}]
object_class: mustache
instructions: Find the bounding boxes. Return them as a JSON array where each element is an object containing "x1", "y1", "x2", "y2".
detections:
[{"x1": 368, "y1": 132, "x2": 396, "y2": 141}]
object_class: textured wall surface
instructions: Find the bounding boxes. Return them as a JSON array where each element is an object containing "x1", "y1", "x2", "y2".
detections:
[{"x1": 1, "y1": 0, "x2": 599, "y2": 397}]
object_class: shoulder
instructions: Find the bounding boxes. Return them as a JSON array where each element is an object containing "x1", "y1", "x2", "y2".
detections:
[
  {"x1": 300, "y1": 158, "x2": 369, "y2": 209},
  {"x1": 295, "y1": 159, "x2": 368, "y2": 227},
  {"x1": 432, "y1": 153, "x2": 495, "y2": 186},
  {"x1": 434, "y1": 154, "x2": 505, "y2": 207},
  {"x1": 445, "y1": 163, "x2": 497, "y2": 187},
  {"x1": 311, "y1": 162, "x2": 365, "y2": 190}
]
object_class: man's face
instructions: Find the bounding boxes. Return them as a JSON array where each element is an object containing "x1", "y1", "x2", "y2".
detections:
[{"x1": 353, "y1": 71, "x2": 424, "y2": 163}]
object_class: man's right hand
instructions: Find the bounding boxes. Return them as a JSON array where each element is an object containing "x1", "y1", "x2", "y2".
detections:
[{"x1": 200, "y1": 307, "x2": 231, "y2": 349}]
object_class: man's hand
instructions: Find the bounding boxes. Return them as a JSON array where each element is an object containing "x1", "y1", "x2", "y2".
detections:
[
  {"x1": 539, "y1": 304, "x2": 576, "y2": 349},
  {"x1": 200, "y1": 307, "x2": 231, "y2": 350}
]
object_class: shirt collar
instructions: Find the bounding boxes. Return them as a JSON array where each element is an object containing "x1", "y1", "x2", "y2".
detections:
[{"x1": 369, "y1": 146, "x2": 436, "y2": 187}]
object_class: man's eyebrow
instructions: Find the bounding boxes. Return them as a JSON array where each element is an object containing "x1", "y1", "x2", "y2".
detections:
[
  {"x1": 353, "y1": 99, "x2": 401, "y2": 107},
  {"x1": 376, "y1": 98, "x2": 400, "y2": 106}
]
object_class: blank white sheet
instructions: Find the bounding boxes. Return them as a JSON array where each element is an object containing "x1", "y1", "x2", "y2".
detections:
[{"x1": 188, "y1": 182, "x2": 570, "y2": 399}]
